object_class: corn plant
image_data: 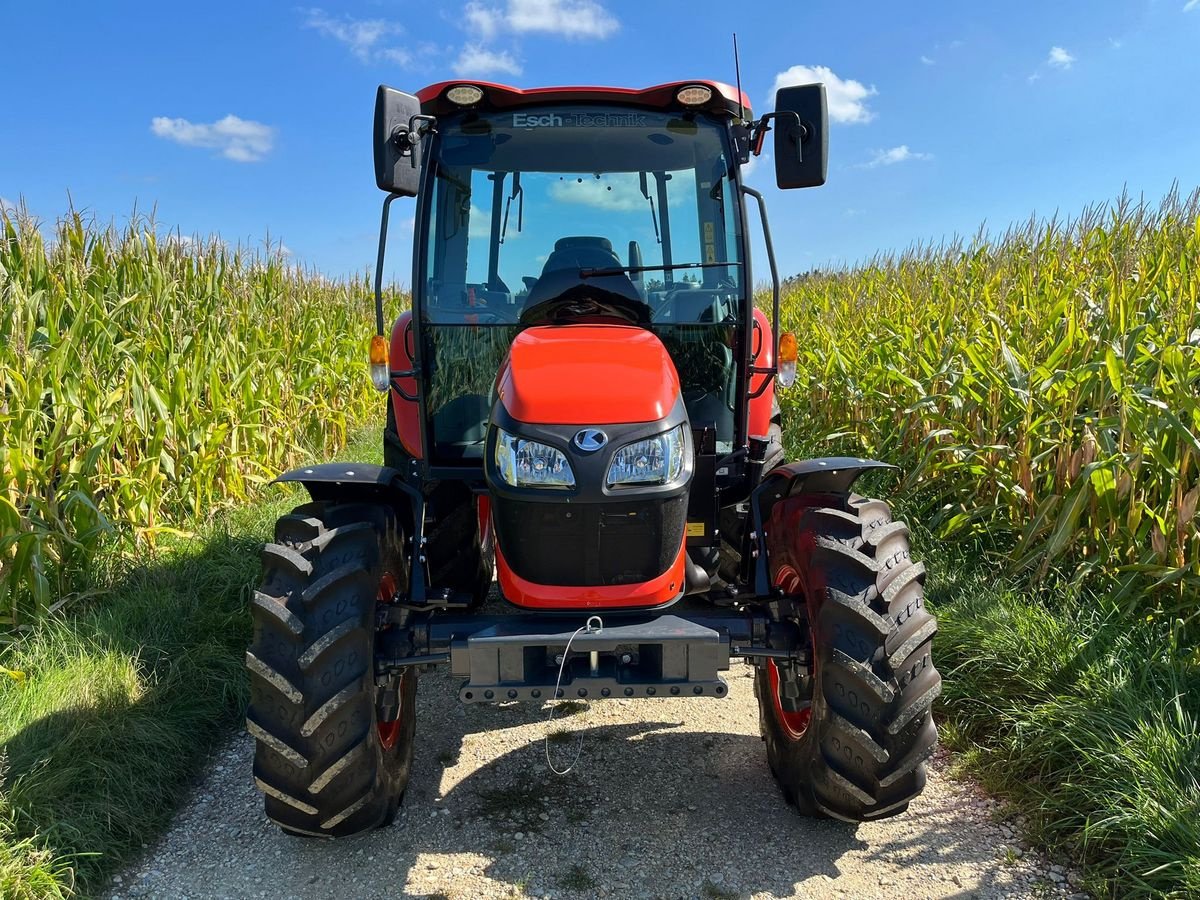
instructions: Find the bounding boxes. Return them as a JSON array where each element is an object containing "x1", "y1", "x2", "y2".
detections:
[
  {"x1": 778, "y1": 190, "x2": 1200, "y2": 622},
  {"x1": 0, "y1": 209, "x2": 389, "y2": 629}
]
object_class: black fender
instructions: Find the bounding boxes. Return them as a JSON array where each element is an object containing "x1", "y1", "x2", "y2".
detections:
[
  {"x1": 273, "y1": 463, "x2": 429, "y2": 602},
  {"x1": 273, "y1": 462, "x2": 421, "y2": 508},
  {"x1": 748, "y1": 457, "x2": 898, "y2": 596}
]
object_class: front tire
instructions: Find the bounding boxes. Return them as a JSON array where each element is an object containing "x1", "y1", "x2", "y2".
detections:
[
  {"x1": 246, "y1": 501, "x2": 416, "y2": 837},
  {"x1": 756, "y1": 494, "x2": 941, "y2": 821}
]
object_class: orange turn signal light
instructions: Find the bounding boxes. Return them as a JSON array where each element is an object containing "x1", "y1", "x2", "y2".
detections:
[
  {"x1": 779, "y1": 331, "x2": 798, "y2": 363},
  {"x1": 778, "y1": 332, "x2": 798, "y2": 388},
  {"x1": 369, "y1": 334, "x2": 389, "y2": 365},
  {"x1": 369, "y1": 334, "x2": 389, "y2": 392}
]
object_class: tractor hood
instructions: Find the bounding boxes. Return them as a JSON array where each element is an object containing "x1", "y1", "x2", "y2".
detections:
[{"x1": 496, "y1": 325, "x2": 680, "y2": 426}]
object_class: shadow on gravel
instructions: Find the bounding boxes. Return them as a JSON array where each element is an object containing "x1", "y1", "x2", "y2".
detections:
[{"x1": 247, "y1": 669, "x2": 1026, "y2": 900}]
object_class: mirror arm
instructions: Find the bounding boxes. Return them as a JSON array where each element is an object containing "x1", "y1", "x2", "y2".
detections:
[
  {"x1": 374, "y1": 191, "x2": 403, "y2": 336},
  {"x1": 393, "y1": 115, "x2": 438, "y2": 168},
  {"x1": 741, "y1": 186, "x2": 781, "y2": 368},
  {"x1": 750, "y1": 111, "x2": 803, "y2": 157}
]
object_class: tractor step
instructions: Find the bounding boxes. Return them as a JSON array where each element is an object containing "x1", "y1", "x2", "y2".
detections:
[{"x1": 450, "y1": 615, "x2": 730, "y2": 704}]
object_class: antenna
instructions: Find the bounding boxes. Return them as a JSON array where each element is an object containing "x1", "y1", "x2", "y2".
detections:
[{"x1": 733, "y1": 32, "x2": 745, "y2": 123}]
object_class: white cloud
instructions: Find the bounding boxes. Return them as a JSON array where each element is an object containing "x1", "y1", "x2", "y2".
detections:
[
  {"x1": 454, "y1": 42, "x2": 523, "y2": 77},
  {"x1": 464, "y1": 2, "x2": 505, "y2": 40},
  {"x1": 769, "y1": 65, "x2": 877, "y2": 124},
  {"x1": 0, "y1": 196, "x2": 16, "y2": 215},
  {"x1": 547, "y1": 174, "x2": 683, "y2": 212},
  {"x1": 862, "y1": 145, "x2": 932, "y2": 168},
  {"x1": 507, "y1": 0, "x2": 617, "y2": 37},
  {"x1": 920, "y1": 55, "x2": 935, "y2": 65},
  {"x1": 741, "y1": 151, "x2": 761, "y2": 180},
  {"x1": 550, "y1": 176, "x2": 648, "y2": 211},
  {"x1": 150, "y1": 115, "x2": 276, "y2": 162},
  {"x1": 1047, "y1": 46, "x2": 1076, "y2": 69},
  {"x1": 1184, "y1": 0, "x2": 1199, "y2": 11},
  {"x1": 461, "y1": 0, "x2": 618, "y2": 40},
  {"x1": 303, "y1": 8, "x2": 410, "y2": 65}
]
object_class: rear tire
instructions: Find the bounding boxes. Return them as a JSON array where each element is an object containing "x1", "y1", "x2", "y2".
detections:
[
  {"x1": 246, "y1": 501, "x2": 416, "y2": 837},
  {"x1": 756, "y1": 494, "x2": 940, "y2": 821}
]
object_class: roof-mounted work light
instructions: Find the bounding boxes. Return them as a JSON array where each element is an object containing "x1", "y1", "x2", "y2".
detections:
[
  {"x1": 445, "y1": 84, "x2": 485, "y2": 106},
  {"x1": 676, "y1": 85, "x2": 713, "y2": 106}
]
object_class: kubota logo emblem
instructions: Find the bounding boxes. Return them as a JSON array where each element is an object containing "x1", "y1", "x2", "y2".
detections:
[{"x1": 573, "y1": 429, "x2": 608, "y2": 452}]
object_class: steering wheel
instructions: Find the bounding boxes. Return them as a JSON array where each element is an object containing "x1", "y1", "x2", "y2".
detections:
[
  {"x1": 519, "y1": 292, "x2": 650, "y2": 326},
  {"x1": 519, "y1": 268, "x2": 652, "y2": 327}
]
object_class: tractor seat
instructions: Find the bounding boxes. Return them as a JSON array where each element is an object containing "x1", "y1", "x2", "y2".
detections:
[{"x1": 540, "y1": 236, "x2": 622, "y2": 276}]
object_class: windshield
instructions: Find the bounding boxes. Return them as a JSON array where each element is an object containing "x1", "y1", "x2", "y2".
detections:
[
  {"x1": 415, "y1": 105, "x2": 745, "y2": 462},
  {"x1": 420, "y1": 105, "x2": 744, "y2": 325}
]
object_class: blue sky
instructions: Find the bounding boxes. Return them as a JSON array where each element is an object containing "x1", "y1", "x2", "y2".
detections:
[{"x1": 2, "y1": 0, "x2": 1199, "y2": 282}]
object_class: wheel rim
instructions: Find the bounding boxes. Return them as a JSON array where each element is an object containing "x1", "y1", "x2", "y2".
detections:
[
  {"x1": 769, "y1": 563, "x2": 811, "y2": 741},
  {"x1": 376, "y1": 572, "x2": 403, "y2": 751},
  {"x1": 767, "y1": 659, "x2": 812, "y2": 740}
]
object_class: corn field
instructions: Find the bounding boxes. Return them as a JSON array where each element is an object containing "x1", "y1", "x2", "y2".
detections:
[
  {"x1": 779, "y1": 189, "x2": 1200, "y2": 621},
  {"x1": 3, "y1": 192, "x2": 1198, "y2": 632},
  {"x1": 1, "y1": 210, "x2": 380, "y2": 629}
]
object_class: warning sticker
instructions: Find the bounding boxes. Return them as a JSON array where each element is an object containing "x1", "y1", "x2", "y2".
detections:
[{"x1": 686, "y1": 522, "x2": 707, "y2": 537}]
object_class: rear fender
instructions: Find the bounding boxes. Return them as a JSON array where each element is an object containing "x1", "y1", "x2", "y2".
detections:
[
  {"x1": 389, "y1": 311, "x2": 422, "y2": 458},
  {"x1": 748, "y1": 308, "x2": 776, "y2": 440},
  {"x1": 748, "y1": 457, "x2": 898, "y2": 596}
]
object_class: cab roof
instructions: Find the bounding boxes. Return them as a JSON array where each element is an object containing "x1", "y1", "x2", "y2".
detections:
[{"x1": 416, "y1": 80, "x2": 751, "y2": 118}]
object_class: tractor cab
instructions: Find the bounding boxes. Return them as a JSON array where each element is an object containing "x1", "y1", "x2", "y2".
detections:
[{"x1": 394, "y1": 82, "x2": 804, "y2": 463}]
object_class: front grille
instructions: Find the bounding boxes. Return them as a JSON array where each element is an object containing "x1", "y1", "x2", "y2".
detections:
[{"x1": 494, "y1": 495, "x2": 686, "y2": 586}]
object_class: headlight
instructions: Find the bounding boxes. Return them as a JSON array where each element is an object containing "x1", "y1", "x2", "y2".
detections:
[
  {"x1": 606, "y1": 424, "x2": 686, "y2": 486},
  {"x1": 494, "y1": 428, "x2": 575, "y2": 488}
]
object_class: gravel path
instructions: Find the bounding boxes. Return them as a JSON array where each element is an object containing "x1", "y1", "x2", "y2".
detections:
[{"x1": 105, "y1": 657, "x2": 1087, "y2": 900}]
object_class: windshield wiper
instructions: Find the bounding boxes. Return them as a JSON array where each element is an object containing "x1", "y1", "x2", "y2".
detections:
[
  {"x1": 500, "y1": 171, "x2": 523, "y2": 244},
  {"x1": 639, "y1": 171, "x2": 661, "y2": 245},
  {"x1": 579, "y1": 261, "x2": 744, "y2": 279}
]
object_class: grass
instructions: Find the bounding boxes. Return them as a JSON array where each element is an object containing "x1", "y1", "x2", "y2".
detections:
[
  {"x1": 0, "y1": 495, "x2": 289, "y2": 895},
  {"x1": 0, "y1": 429, "x2": 382, "y2": 896},
  {"x1": 777, "y1": 190, "x2": 1200, "y2": 897},
  {"x1": 0, "y1": 777, "x2": 74, "y2": 900},
  {"x1": 558, "y1": 863, "x2": 595, "y2": 891},
  {"x1": 914, "y1": 519, "x2": 1200, "y2": 898},
  {"x1": 546, "y1": 728, "x2": 575, "y2": 745}
]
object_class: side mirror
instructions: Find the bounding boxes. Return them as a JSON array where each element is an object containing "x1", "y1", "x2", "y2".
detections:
[
  {"x1": 374, "y1": 85, "x2": 422, "y2": 195},
  {"x1": 773, "y1": 84, "x2": 828, "y2": 189}
]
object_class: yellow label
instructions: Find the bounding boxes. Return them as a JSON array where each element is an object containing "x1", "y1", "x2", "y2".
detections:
[{"x1": 686, "y1": 521, "x2": 706, "y2": 537}]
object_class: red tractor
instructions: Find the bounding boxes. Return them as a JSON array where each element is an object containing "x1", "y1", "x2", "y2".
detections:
[{"x1": 246, "y1": 78, "x2": 940, "y2": 838}]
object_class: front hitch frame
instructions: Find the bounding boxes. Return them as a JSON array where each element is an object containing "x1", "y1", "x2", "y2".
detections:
[{"x1": 375, "y1": 606, "x2": 807, "y2": 704}]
